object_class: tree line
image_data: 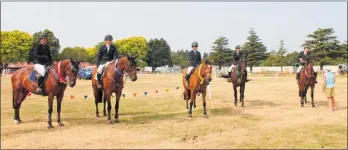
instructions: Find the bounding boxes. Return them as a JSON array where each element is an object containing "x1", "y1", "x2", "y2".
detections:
[{"x1": 1, "y1": 28, "x2": 346, "y2": 72}]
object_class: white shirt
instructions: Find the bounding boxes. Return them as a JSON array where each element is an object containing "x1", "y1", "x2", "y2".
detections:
[{"x1": 106, "y1": 44, "x2": 110, "y2": 52}]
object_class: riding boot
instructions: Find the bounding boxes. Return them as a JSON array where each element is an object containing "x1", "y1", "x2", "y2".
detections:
[
  {"x1": 185, "y1": 74, "x2": 190, "y2": 87},
  {"x1": 314, "y1": 72, "x2": 318, "y2": 84},
  {"x1": 97, "y1": 73, "x2": 103, "y2": 89},
  {"x1": 245, "y1": 72, "x2": 250, "y2": 82},
  {"x1": 36, "y1": 75, "x2": 44, "y2": 94},
  {"x1": 228, "y1": 71, "x2": 231, "y2": 78},
  {"x1": 296, "y1": 72, "x2": 300, "y2": 84}
]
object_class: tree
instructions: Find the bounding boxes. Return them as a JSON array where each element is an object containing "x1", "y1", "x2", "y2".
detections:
[
  {"x1": 284, "y1": 51, "x2": 299, "y2": 66},
  {"x1": 210, "y1": 36, "x2": 233, "y2": 69},
  {"x1": 203, "y1": 52, "x2": 209, "y2": 60},
  {"x1": 242, "y1": 28, "x2": 268, "y2": 72},
  {"x1": 115, "y1": 36, "x2": 148, "y2": 68},
  {"x1": 275, "y1": 40, "x2": 287, "y2": 72},
  {"x1": 1, "y1": 30, "x2": 33, "y2": 68},
  {"x1": 302, "y1": 28, "x2": 345, "y2": 67},
  {"x1": 171, "y1": 49, "x2": 189, "y2": 68},
  {"x1": 146, "y1": 38, "x2": 172, "y2": 71},
  {"x1": 59, "y1": 47, "x2": 89, "y2": 62},
  {"x1": 32, "y1": 29, "x2": 60, "y2": 61}
]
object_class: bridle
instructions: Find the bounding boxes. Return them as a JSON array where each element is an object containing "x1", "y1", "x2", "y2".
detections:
[{"x1": 50, "y1": 61, "x2": 79, "y2": 85}]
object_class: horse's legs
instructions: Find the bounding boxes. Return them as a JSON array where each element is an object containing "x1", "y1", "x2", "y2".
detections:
[
  {"x1": 233, "y1": 85, "x2": 238, "y2": 106},
  {"x1": 93, "y1": 89, "x2": 100, "y2": 118},
  {"x1": 17, "y1": 89, "x2": 28, "y2": 123},
  {"x1": 57, "y1": 92, "x2": 64, "y2": 127},
  {"x1": 304, "y1": 88, "x2": 308, "y2": 103},
  {"x1": 103, "y1": 95, "x2": 107, "y2": 117},
  {"x1": 186, "y1": 99, "x2": 189, "y2": 112},
  {"x1": 47, "y1": 93, "x2": 54, "y2": 129},
  {"x1": 240, "y1": 85, "x2": 245, "y2": 107},
  {"x1": 105, "y1": 92, "x2": 112, "y2": 124},
  {"x1": 202, "y1": 90, "x2": 208, "y2": 118},
  {"x1": 188, "y1": 92, "x2": 196, "y2": 118},
  {"x1": 114, "y1": 91, "x2": 122, "y2": 122},
  {"x1": 311, "y1": 85, "x2": 315, "y2": 107},
  {"x1": 12, "y1": 90, "x2": 20, "y2": 124}
]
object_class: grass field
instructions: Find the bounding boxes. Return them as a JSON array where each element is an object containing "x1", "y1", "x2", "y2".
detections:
[{"x1": 1, "y1": 73, "x2": 347, "y2": 149}]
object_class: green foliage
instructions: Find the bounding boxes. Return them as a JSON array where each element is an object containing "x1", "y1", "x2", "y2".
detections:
[
  {"x1": 171, "y1": 49, "x2": 189, "y2": 68},
  {"x1": 59, "y1": 47, "x2": 88, "y2": 62},
  {"x1": 115, "y1": 36, "x2": 148, "y2": 59},
  {"x1": 146, "y1": 38, "x2": 173, "y2": 71},
  {"x1": 242, "y1": 28, "x2": 268, "y2": 71},
  {"x1": 32, "y1": 29, "x2": 60, "y2": 61},
  {"x1": 210, "y1": 36, "x2": 233, "y2": 69},
  {"x1": 0, "y1": 30, "x2": 33, "y2": 65}
]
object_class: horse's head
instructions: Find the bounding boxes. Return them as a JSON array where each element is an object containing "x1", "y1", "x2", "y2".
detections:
[
  {"x1": 240, "y1": 58, "x2": 247, "y2": 74},
  {"x1": 61, "y1": 58, "x2": 80, "y2": 87},
  {"x1": 305, "y1": 61, "x2": 314, "y2": 77},
  {"x1": 118, "y1": 55, "x2": 138, "y2": 81},
  {"x1": 201, "y1": 59, "x2": 213, "y2": 83}
]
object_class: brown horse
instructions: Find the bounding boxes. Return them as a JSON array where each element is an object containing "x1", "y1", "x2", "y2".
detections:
[
  {"x1": 221, "y1": 59, "x2": 248, "y2": 107},
  {"x1": 298, "y1": 61, "x2": 316, "y2": 107},
  {"x1": 91, "y1": 55, "x2": 138, "y2": 123},
  {"x1": 182, "y1": 60, "x2": 212, "y2": 118},
  {"x1": 11, "y1": 58, "x2": 80, "y2": 128}
]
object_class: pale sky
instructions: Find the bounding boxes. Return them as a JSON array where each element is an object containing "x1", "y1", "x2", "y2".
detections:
[{"x1": 1, "y1": 2, "x2": 347, "y2": 54}]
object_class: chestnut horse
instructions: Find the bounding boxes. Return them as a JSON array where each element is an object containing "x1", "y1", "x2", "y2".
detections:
[
  {"x1": 221, "y1": 58, "x2": 248, "y2": 107},
  {"x1": 11, "y1": 58, "x2": 80, "y2": 128},
  {"x1": 92, "y1": 55, "x2": 138, "y2": 124},
  {"x1": 182, "y1": 60, "x2": 212, "y2": 118},
  {"x1": 298, "y1": 61, "x2": 316, "y2": 107}
]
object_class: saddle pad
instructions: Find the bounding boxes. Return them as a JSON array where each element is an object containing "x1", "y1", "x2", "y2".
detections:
[{"x1": 29, "y1": 71, "x2": 38, "y2": 82}]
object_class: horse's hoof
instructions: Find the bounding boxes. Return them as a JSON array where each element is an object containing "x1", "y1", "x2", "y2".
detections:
[
  {"x1": 96, "y1": 114, "x2": 100, "y2": 118},
  {"x1": 186, "y1": 109, "x2": 189, "y2": 113},
  {"x1": 58, "y1": 122, "x2": 64, "y2": 127},
  {"x1": 234, "y1": 103, "x2": 237, "y2": 107},
  {"x1": 14, "y1": 120, "x2": 20, "y2": 125},
  {"x1": 107, "y1": 120, "x2": 113, "y2": 124},
  {"x1": 188, "y1": 114, "x2": 192, "y2": 118},
  {"x1": 48, "y1": 125, "x2": 54, "y2": 129},
  {"x1": 301, "y1": 105, "x2": 304, "y2": 107},
  {"x1": 114, "y1": 119, "x2": 120, "y2": 123},
  {"x1": 203, "y1": 115, "x2": 209, "y2": 119},
  {"x1": 312, "y1": 105, "x2": 315, "y2": 108}
]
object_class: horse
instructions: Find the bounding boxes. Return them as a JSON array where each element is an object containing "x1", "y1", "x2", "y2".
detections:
[
  {"x1": 11, "y1": 58, "x2": 80, "y2": 128},
  {"x1": 298, "y1": 61, "x2": 316, "y2": 107},
  {"x1": 182, "y1": 60, "x2": 212, "y2": 118},
  {"x1": 221, "y1": 58, "x2": 248, "y2": 107},
  {"x1": 91, "y1": 55, "x2": 138, "y2": 124}
]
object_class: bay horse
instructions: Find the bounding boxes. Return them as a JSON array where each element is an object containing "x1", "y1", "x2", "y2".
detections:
[
  {"x1": 221, "y1": 58, "x2": 248, "y2": 107},
  {"x1": 298, "y1": 61, "x2": 316, "y2": 107},
  {"x1": 11, "y1": 58, "x2": 80, "y2": 128},
  {"x1": 182, "y1": 60, "x2": 212, "y2": 118},
  {"x1": 91, "y1": 55, "x2": 138, "y2": 124}
]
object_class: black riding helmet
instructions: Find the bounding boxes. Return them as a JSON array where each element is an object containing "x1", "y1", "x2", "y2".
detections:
[
  {"x1": 235, "y1": 45, "x2": 241, "y2": 49},
  {"x1": 191, "y1": 42, "x2": 198, "y2": 48},
  {"x1": 104, "y1": 35, "x2": 113, "y2": 41},
  {"x1": 40, "y1": 33, "x2": 49, "y2": 39}
]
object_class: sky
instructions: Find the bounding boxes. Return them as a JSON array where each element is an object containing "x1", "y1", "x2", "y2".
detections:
[{"x1": 1, "y1": 2, "x2": 347, "y2": 54}]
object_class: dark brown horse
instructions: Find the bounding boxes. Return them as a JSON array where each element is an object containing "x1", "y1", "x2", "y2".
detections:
[
  {"x1": 11, "y1": 58, "x2": 80, "y2": 128},
  {"x1": 298, "y1": 61, "x2": 316, "y2": 107},
  {"x1": 221, "y1": 58, "x2": 248, "y2": 107},
  {"x1": 182, "y1": 60, "x2": 212, "y2": 118},
  {"x1": 92, "y1": 55, "x2": 138, "y2": 124}
]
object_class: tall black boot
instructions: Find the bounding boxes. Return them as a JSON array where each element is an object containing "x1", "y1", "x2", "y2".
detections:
[
  {"x1": 228, "y1": 72, "x2": 231, "y2": 78},
  {"x1": 245, "y1": 72, "x2": 250, "y2": 82},
  {"x1": 97, "y1": 73, "x2": 103, "y2": 89},
  {"x1": 296, "y1": 72, "x2": 300, "y2": 84},
  {"x1": 185, "y1": 74, "x2": 190, "y2": 86},
  {"x1": 314, "y1": 72, "x2": 318, "y2": 84}
]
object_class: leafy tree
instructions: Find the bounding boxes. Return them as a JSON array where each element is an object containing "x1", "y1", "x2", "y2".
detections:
[
  {"x1": 302, "y1": 28, "x2": 345, "y2": 67},
  {"x1": 284, "y1": 51, "x2": 299, "y2": 66},
  {"x1": 171, "y1": 49, "x2": 189, "y2": 68},
  {"x1": 114, "y1": 36, "x2": 148, "y2": 68},
  {"x1": 146, "y1": 38, "x2": 172, "y2": 71},
  {"x1": 32, "y1": 29, "x2": 60, "y2": 61},
  {"x1": 210, "y1": 36, "x2": 233, "y2": 69},
  {"x1": 242, "y1": 28, "x2": 268, "y2": 72},
  {"x1": 275, "y1": 40, "x2": 287, "y2": 71},
  {"x1": 59, "y1": 47, "x2": 88, "y2": 62},
  {"x1": 1, "y1": 30, "x2": 33, "y2": 67},
  {"x1": 203, "y1": 52, "x2": 209, "y2": 60}
]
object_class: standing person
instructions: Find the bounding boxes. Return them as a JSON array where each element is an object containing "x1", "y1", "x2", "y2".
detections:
[
  {"x1": 322, "y1": 68, "x2": 336, "y2": 111},
  {"x1": 96, "y1": 35, "x2": 119, "y2": 89}
]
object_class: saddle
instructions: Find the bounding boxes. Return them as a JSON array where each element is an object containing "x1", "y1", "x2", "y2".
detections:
[
  {"x1": 29, "y1": 67, "x2": 49, "y2": 96},
  {"x1": 95, "y1": 60, "x2": 122, "y2": 82}
]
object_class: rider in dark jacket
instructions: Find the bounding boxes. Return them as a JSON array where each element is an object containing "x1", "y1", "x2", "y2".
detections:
[
  {"x1": 185, "y1": 42, "x2": 202, "y2": 86},
  {"x1": 96, "y1": 35, "x2": 119, "y2": 89},
  {"x1": 296, "y1": 46, "x2": 317, "y2": 84},
  {"x1": 228, "y1": 45, "x2": 249, "y2": 82}
]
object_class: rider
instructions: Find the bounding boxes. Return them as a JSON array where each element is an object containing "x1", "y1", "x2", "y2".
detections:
[
  {"x1": 96, "y1": 35, "x2": 119, "y2": 89},
  {"x1": 32, "y1": 33, "x2": 52, "y2": 93},
  {"x1": 185, "y1": 41, "x2": 202, "y2": 86},
  {"x1": 296, "y1": 46, "x2": 318, "y2": 84},
  {"x1": 227, "y1": 45, "x2": 250, "y2": 82}
]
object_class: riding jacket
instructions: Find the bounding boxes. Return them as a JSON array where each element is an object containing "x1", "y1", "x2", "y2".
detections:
[
  {"x1": 32, "y1": 43, "x2": 52, "y2": 66},
  {"x1": 232, "y1": 51, "x2": 247, "y2": 65},
  {"x1": 188, "y1": 50, "x2": 202, "y2": 67},
  {"x1": 297, "y1": 51, "x2": 314, "y2": 65},
  {"x1": 96, "y1": 44, "x2": 118, "y2": 66}
]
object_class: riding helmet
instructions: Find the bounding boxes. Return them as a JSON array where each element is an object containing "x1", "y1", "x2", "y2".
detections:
[
  {"x1": 40, "y1": 33, "x2": 49, "y2": 39},
  {"x1": 235, "y1": 45, "x2": 241, "y2": 49},
  {"x1": 104, "y1": 35, "x2": 113, "y2": 41},
  {"x1": 191, "y1": 42, "x2": 199, "y2": 48}
]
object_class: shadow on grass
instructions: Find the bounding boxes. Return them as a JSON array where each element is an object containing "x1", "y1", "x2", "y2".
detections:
[{"x1": 247, "y1": 99, "x2": 282, "y2": 107}]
